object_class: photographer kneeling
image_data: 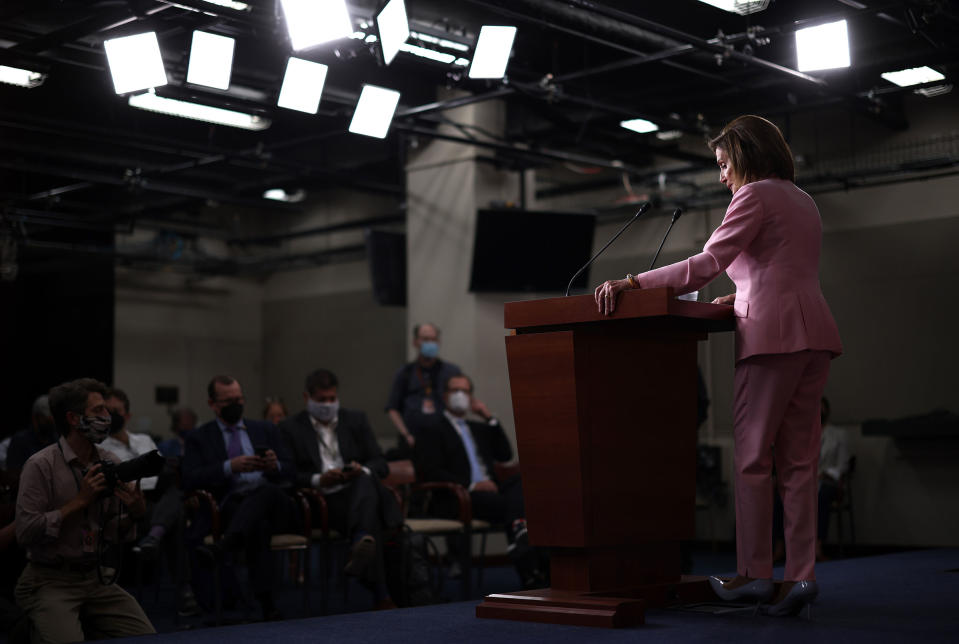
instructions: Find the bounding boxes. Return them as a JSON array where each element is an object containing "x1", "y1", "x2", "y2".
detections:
[{"x1": 15, "y1": 378, "x2": 155, "y2": 643}]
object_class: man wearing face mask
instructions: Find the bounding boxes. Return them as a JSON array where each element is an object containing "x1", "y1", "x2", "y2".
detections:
[
  {"x1": 415, "y1": 374, "x2": 546, "y2": 589},
  {"x1": 14, "y1": 378, "x2": 155, "y2": 642},
  {"x1": 279, "y1": 369, "x2": 400, "y2": 609},
  {"x1": 100, "y1": 388, "x2": 199, "y2": 616},
  {"x1": 385, "y1": 323, "x2": 461, "y2": 455},
  {"x1": 5, "y1": 395, "x2": 59, "y2": 473},
  {"x1": 182, "y1": 375, "x2": 296, "y2": 621}
]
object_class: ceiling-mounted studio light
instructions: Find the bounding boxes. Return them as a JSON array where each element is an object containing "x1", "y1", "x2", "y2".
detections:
[
  {"x1": 376, "y1": 0, "x2": 409, "y2": 66},
  {"x1": 348, "y1": 84, "x2": 401, "y2": 139},
  {"x1": 187, "y1": 31, "x2": 235, "y2": 90},
  {"x1": 795, "y1": 20, "x2": 850, "y2": 72},
  {"x1": 468, "y1": 25, "x2": 517, "y2": 79},
  {"x1": 104, "y1": 32, "x2": 168, "y2": 94},
  {"x1": 277, "y1": 57, "x2": 329, "y2": 114},
  {"x1": 279, "y1": 0, "x2": 353, "y2": 51}
]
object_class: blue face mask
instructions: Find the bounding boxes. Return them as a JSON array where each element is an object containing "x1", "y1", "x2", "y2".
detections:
[{"x1": 419, "y1": 341, "x2": 439, "y2": 359}]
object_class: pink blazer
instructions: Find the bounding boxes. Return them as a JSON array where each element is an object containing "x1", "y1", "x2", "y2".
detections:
[{"x1": 638, "y1": 178, "x2": 842, "y2": 363}]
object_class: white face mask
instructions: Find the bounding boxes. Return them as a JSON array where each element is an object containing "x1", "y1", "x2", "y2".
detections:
[
  {"x1": 447, "y1": 391, "x2": 470, "y2": 414},
  {"x1": 307, "y1": 399, "x2": 339, "y2": 424}
]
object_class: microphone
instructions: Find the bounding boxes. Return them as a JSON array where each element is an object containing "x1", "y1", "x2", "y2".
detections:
[
  {"x1": 565, "y1": 202, "x2": 650, "y2": 297},
  {"x1": 648, "y1": 208, "x2": 683, "y2": 271}
]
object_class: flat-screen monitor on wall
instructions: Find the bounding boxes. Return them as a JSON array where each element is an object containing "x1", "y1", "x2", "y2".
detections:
[{"x1": 469, "y1": 209, "x2": 597, "y2": 293}]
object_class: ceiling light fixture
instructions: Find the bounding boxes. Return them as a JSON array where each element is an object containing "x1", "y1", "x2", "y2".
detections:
[
  {"x1": 104, "y1": 32, "x2": 168, "y2": 94},
  {"x1": 915, "y1": 84, "x2": 953, "y2": 98},
  {"x1": 277, "y1": 57, "x2": 329, "y2": 114},
  {"x1": 399, "y1": 43, "x2": 456, "y2": 64},
  {"x1": 198, "y1": 0, "x2": 250, "y2": 10},
  {"x1": 468, "y1": 25, "x2": 517, "y2": 79},
  {"x1": 0, "y1": 65, "x2": 46, "y2": 88},
  {"x1": 279, "y1": 0, "x2": 353, "y2": 51},
  {"x1": 410, "y1": 31, "x2": 469, "y2": 53},
  {"x1": 655, "y1": 130, "x2": 683, "y2": 141},
  {"x1": 696, "y1": 0, "x2": 769, "y2": 15},
  {"x1": 348, "y1": 84, "x2": 401, "y2": 139},
  {"x1": 880, "y1": 66, "x2": 945, "y2": 87},
  {"x1": 128, "y1": 90, "x2": 270, "y2": 130},
  {"x1": 620, "y1": 118, "x2": 659, "y2": 134},
  {"x1": 795, "y1": 20, "x2": 850, "y2": 72},
  {"x1": 376, "y1": 0, "x2": 409, "y2": 66},
  {"x1": 186, "y1": 31, "x2": 235, "y2": 90},
  {"x1": 263, "y1": 188, "x2": 306, "y2": 202}
]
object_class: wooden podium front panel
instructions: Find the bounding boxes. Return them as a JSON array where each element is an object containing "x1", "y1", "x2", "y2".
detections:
[
  {"x1": 505, "y1": 323, "x2": 700, "y2": 550},
  {"x1": 577, "y1": 325, "x2": 698, "y2": 545},
  {"x1": 505, "y1": 331, "x2": 587, "y2": 547}
]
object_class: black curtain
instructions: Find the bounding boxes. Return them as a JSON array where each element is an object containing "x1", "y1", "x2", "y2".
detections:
[{"x1": 0, "y1": 229, "x2": 114, "y2": 435}]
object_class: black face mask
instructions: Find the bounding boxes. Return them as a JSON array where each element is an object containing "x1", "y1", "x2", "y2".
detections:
[
  {"x1": 109, "y1": 411, "x2": 125, "y2": 434},
  {"x1": 219, "y1": 402, "x2": 244, "y2": 425}
]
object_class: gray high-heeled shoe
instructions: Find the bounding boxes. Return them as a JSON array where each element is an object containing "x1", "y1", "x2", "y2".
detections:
[
  {"x1": 760, "y1": 580, "x2": 819, "y2": 617},
  {"x1": 708, "y1": 576, "x2": 775, "y2": 602}
]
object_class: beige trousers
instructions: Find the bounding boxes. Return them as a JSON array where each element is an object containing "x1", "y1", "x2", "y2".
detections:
[{"x1": 15, "y1": 563, "x2": 155, "y2": 643}]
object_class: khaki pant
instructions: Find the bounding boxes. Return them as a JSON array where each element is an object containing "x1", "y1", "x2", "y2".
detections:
[{"x1": 15, "y1": 563, "x2": 155, "y2": 643}]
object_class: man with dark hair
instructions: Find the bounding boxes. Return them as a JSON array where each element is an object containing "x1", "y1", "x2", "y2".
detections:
[
  {"x1": 385, "y1": 322, "x2": 461, "y2": 454},
  {"x1": 15, "y1": 378, "x2": 155, "y2": 642},
  {"x1": 182, "y1": 375, "x2": 296, "y2": 621},
  {"x1": 415, "y1": 374, "x2": 545, "y2": 588},
  {"x1": 6, "y1": 395, "x2": 58, "y2": 473},
  {"x1": 279, "y1": 369, "x2": 400, "y2": 609}
]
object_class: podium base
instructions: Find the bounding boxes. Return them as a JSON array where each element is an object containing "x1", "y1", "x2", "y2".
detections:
[{"x1": 475, "y1": 576, "x2": 715, "y2": 628}]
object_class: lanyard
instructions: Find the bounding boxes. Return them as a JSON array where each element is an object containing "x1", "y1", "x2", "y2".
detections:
[{"x1": 414, "y1": 364, "x2": 434, "y2": 396}]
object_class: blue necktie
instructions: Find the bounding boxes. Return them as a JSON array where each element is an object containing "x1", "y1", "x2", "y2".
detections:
[{"x1": 454, "y1": 418, "x2": 486, "y2": 486}]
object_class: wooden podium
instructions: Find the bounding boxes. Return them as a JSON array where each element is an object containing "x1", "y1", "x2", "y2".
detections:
[{"x1": 476, "y1": 287, "x2": 734, "y2": 627}]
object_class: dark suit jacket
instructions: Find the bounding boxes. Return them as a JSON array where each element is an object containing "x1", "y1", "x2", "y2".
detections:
[
  {"x1": 182, "y1": 418, "x2": 295, "y2": 500},
  {"x1": 415, "y1": 414, "x2": 512, "y2": 488},
  {"x1": 278, "y1": 409, "x2": 388, "y2": 489}
]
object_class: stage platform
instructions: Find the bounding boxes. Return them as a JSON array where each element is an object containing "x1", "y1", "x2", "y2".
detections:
[{"x1": 96, "y1": 548, "x2": 959, "y2": 644}]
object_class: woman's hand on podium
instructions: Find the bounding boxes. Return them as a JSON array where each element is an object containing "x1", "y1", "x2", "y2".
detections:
[
  {"x1": 594, "y1": 278, "x2": 629, "y2": 316},
  {"x1": 711, "y1": 293, "x2": 736, "y2": 306}
]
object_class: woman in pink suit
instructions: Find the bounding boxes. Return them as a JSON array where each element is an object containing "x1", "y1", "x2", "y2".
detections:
[{"x1": 595, "y1": 115, "x2": 842, "y2": 616}]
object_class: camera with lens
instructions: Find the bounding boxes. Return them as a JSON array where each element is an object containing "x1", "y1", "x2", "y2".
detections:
[{"x1": 94, "y1": 450, "x2": 166, "y2": 494}]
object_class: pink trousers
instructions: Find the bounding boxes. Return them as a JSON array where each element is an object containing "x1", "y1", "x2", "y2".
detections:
[{"x1": 733, "y1": 349, "x2": 831, "y2": 581}]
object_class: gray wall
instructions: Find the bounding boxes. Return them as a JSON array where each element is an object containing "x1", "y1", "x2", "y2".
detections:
[{"x1": 261, "y1": 288, "x2": 407, "y2": 443}]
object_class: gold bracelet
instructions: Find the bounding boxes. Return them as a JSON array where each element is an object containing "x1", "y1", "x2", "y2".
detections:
[{"x1": 626, "y1": 273, "x2": 638, "y2": 289}]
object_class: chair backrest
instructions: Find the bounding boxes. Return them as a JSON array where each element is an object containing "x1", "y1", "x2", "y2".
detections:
[
  {"x1": 493, "y1": 461, "x2": 521, "y2": 482},
  {"x1": 385, "y1": 459, "x2": 416, "y2": 487}
]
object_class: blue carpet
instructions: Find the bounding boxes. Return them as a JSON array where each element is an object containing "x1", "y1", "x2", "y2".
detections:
[{"x1": 49, "y1": 549, "x2": 959, "y2": 643}]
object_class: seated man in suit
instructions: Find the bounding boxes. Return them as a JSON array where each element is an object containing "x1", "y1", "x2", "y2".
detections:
[
  {"x1": 278, "y1": 369, "x2": 400, "y2": 610},
  {"x1": 182, "y1": 375, "x2": 297, "y2": 621},
  {"x1": 415, "y1": 374, "x2": 545, "y2": 588}
]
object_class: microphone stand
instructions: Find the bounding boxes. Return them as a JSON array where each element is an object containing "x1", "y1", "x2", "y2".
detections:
[
  {"x1": 565, "y1": 202, "x2": 650, "y2": 296},
  {"x1": 648, "y1": 208, "x2": 683, "y2": 270}
]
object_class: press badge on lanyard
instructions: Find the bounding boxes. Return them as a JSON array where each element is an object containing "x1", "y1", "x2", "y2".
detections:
[{"x1": 416, "y1": 366, "x2": 436, "y2": 414}]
